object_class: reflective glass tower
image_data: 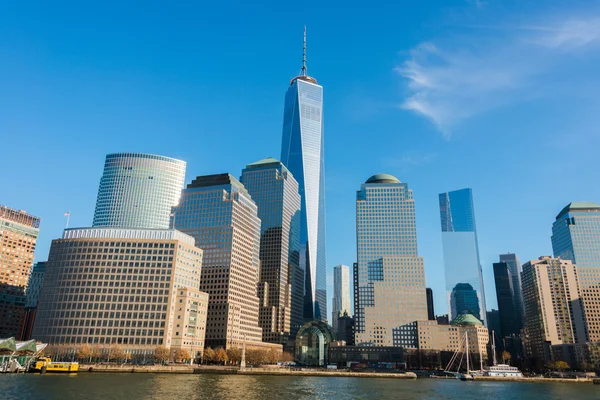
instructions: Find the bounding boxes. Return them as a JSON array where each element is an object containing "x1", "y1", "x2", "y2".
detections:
[
  {"x1": 93, "y1": 153, "x2": 186, "y2": 229},
  {"x1": 332, "y1": 264, "x2": 351, "y2": 331},
  {"x1": 240, "y1": 158, "x2": 302, "y2": 342},
  {"x1": 355, "y1": 174, "x2": 427, "y2": 347},
  {"x1": 552, "y1": 202, "x2": 600, "y2": 342},
  {"x1": 439, "y1": 188, "x2": 486, "y2": 324},
  {"x1": 280, "y1": 28, "x2": 326, "y2": 321}
]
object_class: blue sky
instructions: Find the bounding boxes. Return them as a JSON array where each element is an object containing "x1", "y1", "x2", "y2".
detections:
[{"x1": 2, "y1": 0, "x2": 600, "y2": 318}]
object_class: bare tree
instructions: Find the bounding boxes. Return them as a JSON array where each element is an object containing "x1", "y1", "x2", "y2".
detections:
[
  {"x1": 77, "y1": 344, "x2": 93, "y2": 363},
  {"x1": 267, "y1": 348, "x2": 280, "y2": 364},
  {"x1": 281, "y1": 352, "x2": 295, "y2": 362}
]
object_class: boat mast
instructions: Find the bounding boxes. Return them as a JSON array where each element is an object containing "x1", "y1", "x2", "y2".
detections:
[
  {"x1": 466, "y1": 331, "x2": 470, "y2": 374},
  {"x1": 492, "y1": 330, "x2": 497, "y2": 366}
]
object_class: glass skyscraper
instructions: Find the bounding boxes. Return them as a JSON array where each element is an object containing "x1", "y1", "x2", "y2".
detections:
[
  {"x1": 493, "y1": 262, "x2": 521, "y2": 338},
  {"x1": 332, "y1": 264, "x2": 351, "y2": 331},
  {"x1": 280, "y1": 29, "x2": 326, "y2": 322},
  {"x1": 499, "y1": 253, "x2": 524, "y2": 330},
  {"x1": 240, "y1": 158, "x2": 302, "y2": 343},
  {"x1": 552, "y1": 202, "x2": 600, "y2": 342},
  {"x1": 439, "y1": 188, "x2": 486, "y2": 324},
  {"x1": 355, "y1": 174, "x2": 427, "y2": 347},
  {"x1": 93, "y1": 153, "x2": 186, "y2": 229}
]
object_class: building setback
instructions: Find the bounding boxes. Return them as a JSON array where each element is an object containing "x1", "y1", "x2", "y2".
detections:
[
  {"x1": 93, "y1": 153, "x2": 186, "y2": 229},
  {"x1": 521, "y1": 256, "x2": 588, "y2": 362},
  {"x1": 0, "y1": 205, "x2": 40, "y2": 339},
  {"x1": 439, "y1": 188, "x2": 486, "y2": 324},
  {"x1": 552, "y1": 202, "x2": 600, "y2": 342},
  {"x1": 172, "y1": 174, "x2": 269, "y2": 349},
  {"x1": 240, "y1": 158, "x2": 302, "y2": 343},
  {"x1": 280, "y1": 28, "x2": 327, "y2": 322},
  {"x1": 332, "y1": 265, "x2": 351, "y2": 331},
  {"x1": 354, "y1": 174, "x2": 427, "y2": 347},
  {"x1": 31, "y1": 228, "x2": 208, "y2": 359}
]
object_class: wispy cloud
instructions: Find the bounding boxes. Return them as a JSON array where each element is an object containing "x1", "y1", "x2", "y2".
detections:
[
  {"x1": 383, "y1": 152, "x2": 438, "y2": 167},
  {"x1": 396, "y1": 11, "x2": 600, "y2": 137}
]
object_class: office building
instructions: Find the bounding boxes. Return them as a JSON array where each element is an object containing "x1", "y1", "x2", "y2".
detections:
[
  {"x1": 92, "y1": 153, "x2": 186, "y2": 229},
  {"x1": 493, "y1": 262, "x2": 521, "y2": 337},
  {"x1": 521, "y1": 256, "x2": 587, "y2": 362},
  {"x1": 31, "y1": 228, "x2": 208, "y2": 359},
  {"x1": 336, "y1": 311, "x2": 355, "y2": 346},
  {"x1": 426, "y1": 288, "x2": 435, "y2": 321},
  {"x1": 240, "y1": 158, "x2": 301, "y2": 343},
  {"x1": 21, "y1": 261, "x2": 46, "y2": 340},
  {"x1": 280, "y1": 29, "x2": 327, "y2": 321},
  {"x1": 499, "y1": 253, "x2": 524, "y2": 331},
  {"x1": 332, "y1": 264, "x2": 351, "y2": 331},
  {"x1": 552, "y1": 202, "x2": 600, "y2": 342},
  {"x1": 0, "y1": 205, "x2": 40, "y2": 339},
  {"x1": 416, "y1": 314, "x2": 488, "y2": 358},
  {"x1": 355, "y1": 174, "x2": 427, "y2": 347},
  {"x1": 172, "y1": 174, "x2": 269, "y2": 349},
  {"x1": 439, "y1": 188, "x2": 486, "y2": 324}
]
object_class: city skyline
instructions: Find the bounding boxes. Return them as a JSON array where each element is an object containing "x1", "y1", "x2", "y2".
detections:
[{"x1": 3, "y1": 1, "x2": 600, "y2": 318}]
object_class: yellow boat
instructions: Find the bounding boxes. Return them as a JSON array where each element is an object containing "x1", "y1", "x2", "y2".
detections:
[{"x1": 31, "y1": 357, "x2": 79, "y2": 373}]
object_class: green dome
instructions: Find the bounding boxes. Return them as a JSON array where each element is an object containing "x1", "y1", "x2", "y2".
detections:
[
  {"x1": 450, "y1": 313, "x2": 483, "y2": 327},
  {"x1": 366, "y1": 174, "x2": 401, "y2": 184}
]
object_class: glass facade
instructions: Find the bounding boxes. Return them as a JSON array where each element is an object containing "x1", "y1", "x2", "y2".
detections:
[
  {"x1": 355, "y1": 174, "x2": 427, "y2": 347},
  {"x1": 171, "y1": 174, "x2": 263, "y2": 347},
  {"x1": 281, "y1": 75, "x2": 326, "y2": 322},
  {"x1": 499, "y1": 253, "x2": 524, "y2": 332},
  {"x1": 439, "y1": 188, "x2": 486, "y2": 324},
  {"x1": 493, "y1": 262, "x2": 521, "y2": 337},
  {"x1": 332, "y1": 264, "x2": 351, "y2": 331},
  {"x1": 93, "y1": 153, "x2": 186, "y2": 229},
  {"x1": 240, "y1": 158, "x2": 302, "y2": 342},
  {"x1": 552, "y1": 202, "x2": 600, "y2": 342}
]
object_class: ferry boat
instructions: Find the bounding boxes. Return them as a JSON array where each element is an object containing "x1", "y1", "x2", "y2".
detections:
[
  {"x1": 31, "y1": 357, "x2": 79, "y2": 373},
  {"x1": 484, "y1": 364, "x2": 523, "y2": 377}
]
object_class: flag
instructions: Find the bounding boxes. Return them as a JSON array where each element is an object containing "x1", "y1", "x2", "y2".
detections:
[{"x1": 64, "y1": 211, "x2": 70, "y2": 217}]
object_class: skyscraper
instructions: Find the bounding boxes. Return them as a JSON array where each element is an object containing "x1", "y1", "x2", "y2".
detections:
[
  {"x1": 426, "y1": 288, "x2": 435, "y2": 321},
  {"x1": 280, "y1": 28, "x2": 327, "y2": 322},
  {"x1": 521, "y1": 256, "x2": 587, "y2": 362},
  {"x1": 171, "y1": 174, "x2": 264, "y2": 348},
  {"x1": 240, "y1": 158, "x2": 302, "y2": 343},
  {"x1": 0, "y1": 205, "x2": 40, "y2": 339},
  {"x1": 493, "y1": 262, "x2": 521, "y2": 337},
  {"x1": 449, "y1": 283, "x2": 480, "y2": 319},
  {"x1": 499, "y1": 253, "x2": 524, "y2": 330},
  {"x1": 552, "y1": 202, "x2": 600, "y2": 342},
  {"x1": 32, "y1": 227, "x2": 208, "y2": 359},
  {"x1": 355, "y1": 174, "x2": 427, "y2": 347},
  {"x1": 332, "y1": 264, "x2": 351, "y2": 331},
  {"x1": 21, "y1": 261, "x2": 46, "y2": 340},
  {"x1": 439, "y1": 188, "x2": 486, "y2": 324},
  {"x1": 93, "y1": 153, "x2": 186, "y2": 229}
]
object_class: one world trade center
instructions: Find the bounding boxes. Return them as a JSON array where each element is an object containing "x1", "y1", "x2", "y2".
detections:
[{"x1": 280, "y1": 28, "x2": 327, "y2": 323}]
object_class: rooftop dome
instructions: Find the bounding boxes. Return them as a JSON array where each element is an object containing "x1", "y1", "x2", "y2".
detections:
[
  {"x1": 365, "y1": 174, "x2": 401, "y2": 184},
  {"x1": 450, "y1": 313, "x2": 483, "y2": 327}
]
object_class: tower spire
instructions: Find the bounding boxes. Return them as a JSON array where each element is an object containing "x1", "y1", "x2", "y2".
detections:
[{"x1": 301, "y1": 26, "x2": 307, "y2": 76}]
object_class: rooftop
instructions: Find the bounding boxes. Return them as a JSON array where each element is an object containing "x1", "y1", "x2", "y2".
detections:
[
  {"x1": 245, "y1": 157, "x2": 282, "y2": 168},
  {"x1": 450, "y1": 313, "x2": 483, "y2": 327},
  {"x1": 555, "y1": 201, "x2": 600, "y2": 220},
  {"x1": 365, "y1": 174, "x2": 401, "y2": 184}
]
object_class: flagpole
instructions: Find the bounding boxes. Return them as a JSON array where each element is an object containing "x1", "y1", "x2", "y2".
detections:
[{"x1": 65, "y1": 212, "x2": 71, "y2": 229}]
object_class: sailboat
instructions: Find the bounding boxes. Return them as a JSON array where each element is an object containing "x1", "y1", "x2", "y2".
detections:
[{"x1": 444, "y1": 331, "x2": 477, "y2": 381}]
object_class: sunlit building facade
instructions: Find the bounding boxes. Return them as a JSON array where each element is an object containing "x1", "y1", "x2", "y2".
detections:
[
  {"x1": 32, "y1": 228, "x2": 208, "y2": 359},
  {"x1": 171, "y1": 174, "x2": 265, "y2": 349},
  {"x1": 93, "y1": 153, "x2": 186, "y2": 229},
  {"x1": 0, "y1": 205, "x2": 40, "y2": 339},
  {"x1": 552, "y1": 202, "x2": 600, "y2": 342},
  {"x1": 240, "y1": 158, "x2": 302, "y2": 343},
  {"x1": 355, "y1": 174, "x2": 427, "y2": 347},
  {"x1": 280, "y1": 29, "x2": 327, "y2": 322},
  {"x1": 439, "y1": 188, "x2": 486, "y2": 324},
  {"x1": 332, "y1": 264, "x2": 351, "y2": 331}
]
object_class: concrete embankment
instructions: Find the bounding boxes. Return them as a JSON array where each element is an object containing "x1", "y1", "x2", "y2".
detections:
[
  {"x1": 195, "y1": 367, "x2": 417, "y2": 379},
  {"x1": 474, "y1": 376, "x2": 594, "y2": 384},
  {"x1": 82, "y1": 364, "x2": 195, "y2": 373}
]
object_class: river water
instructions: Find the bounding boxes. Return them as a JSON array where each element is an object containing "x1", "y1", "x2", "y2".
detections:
[{"x1": 0, "y1": 373, "x2": 597, "y2": 399}]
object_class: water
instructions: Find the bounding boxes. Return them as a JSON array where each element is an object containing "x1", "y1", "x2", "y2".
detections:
[{"x1": 0, "y1": 373, "x2": 597, "y2": 400}]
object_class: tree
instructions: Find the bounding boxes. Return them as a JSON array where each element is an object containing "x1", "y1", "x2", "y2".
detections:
[
  {"x1": 154, "y1": 347, "x2": 170, "y2": 364},
  {"x1": 175, "y1": 349, "x2": 190, "y2": 363},
  {"x1": 267, "y1": 348, "x2": 280, "y2": 364},
  {"x1": 77, "y1": 344, "x2": 92, "y2": 363},
  {"x1": 90, "y1": 346, "x2": 101, "y2": 363},
  {"x1": 226, "y1": 347, "x2": 242, "y2": 365},
  {"x1": 501, "y1": 351, "x2": 511, "y2": 364},
  {"x1": 215, "y1": 347, "x2": 228, "y2": 364},
  {"x1": 579, "y1": 362, "x2": 594, "y2": 372},
  {"x1": 203, "y1": 347, "x2": 216, "y2": 364},
  {"x1": 548, "y1": 360, "x2": 570, "y2": 371},
  {"x1": 108, "y1": 345, "x2": 126, "y2": 363},
  {"x1": 281, "y1": 352, "x2": 295, "y2": 362}
]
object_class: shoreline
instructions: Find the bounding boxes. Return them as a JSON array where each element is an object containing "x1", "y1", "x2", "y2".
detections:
[{"x1": 73, "y1": 365, "x2": 597, "y2": 383}]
